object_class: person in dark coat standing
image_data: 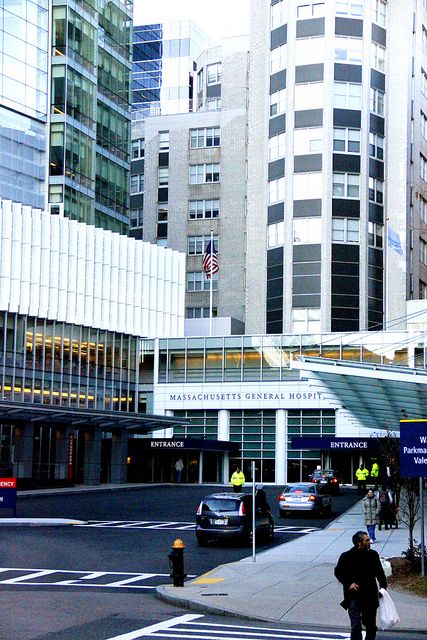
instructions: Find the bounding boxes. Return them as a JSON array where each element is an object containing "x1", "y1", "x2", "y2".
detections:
[{"x1": 334, "y1": 531, "x2": 387, "y2": 640}]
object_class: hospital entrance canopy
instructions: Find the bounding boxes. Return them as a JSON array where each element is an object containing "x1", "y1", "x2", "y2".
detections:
[{"x1": 291, "y1": 357, "x2": 427, "y2": 433}]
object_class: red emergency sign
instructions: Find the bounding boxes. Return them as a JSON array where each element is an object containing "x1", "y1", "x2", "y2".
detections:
[{"x1": 0, "y1": 478, "x2": 16, "y2": 488}]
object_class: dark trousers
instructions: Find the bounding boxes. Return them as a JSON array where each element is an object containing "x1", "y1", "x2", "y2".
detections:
[
  {"x1": 348, "y1": 599, "x2": 378, "y2": 640},
  {"x1": 357, "y1": 480, "x2": 366, "y2": 494}
]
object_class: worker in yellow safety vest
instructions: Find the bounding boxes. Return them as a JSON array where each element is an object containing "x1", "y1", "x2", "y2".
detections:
[
  {"x1": 230, "y1": 467, "x2": 245, "y2": 493},
  {"x1": 370, "y1": 461, "x2": 380, "y2": 490},
  {"x1": 355, "y1": 464, "x2": 369, "y2": 495}
]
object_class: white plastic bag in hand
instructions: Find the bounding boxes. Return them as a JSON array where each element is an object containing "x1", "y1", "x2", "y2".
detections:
[{"x1": 378, "y1": 588, "x2": 400, "y2": 630}]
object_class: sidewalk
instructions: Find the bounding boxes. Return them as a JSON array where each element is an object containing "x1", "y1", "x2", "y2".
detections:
[{"x1": 156, "y1": 498, "x2": 427, "y2": 632}]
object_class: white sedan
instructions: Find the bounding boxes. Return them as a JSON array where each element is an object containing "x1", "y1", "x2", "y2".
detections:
[{"x1": 278, "y1": 482, "x2": 332, "y2": 517}]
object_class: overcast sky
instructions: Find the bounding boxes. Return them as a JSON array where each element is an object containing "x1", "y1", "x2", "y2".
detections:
[{"x1": 133, "y1": 0, "x2": 251, "y2": 42}]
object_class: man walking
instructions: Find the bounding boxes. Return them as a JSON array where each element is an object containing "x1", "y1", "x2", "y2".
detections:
[{"x1": 334, "y1": 531, "x2": 387, "y2": 640}]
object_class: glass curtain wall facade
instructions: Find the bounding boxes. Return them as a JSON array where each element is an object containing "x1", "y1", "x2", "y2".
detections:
[
  {"x1": 0, "y1": 311, "x2": 139, "y2": 412},
  {"x1": 49, "y1": 0, "x2": 132, "y2": 232},
  {"x1": 0, "y1": 0, "x2": 49, "y2": 209}
]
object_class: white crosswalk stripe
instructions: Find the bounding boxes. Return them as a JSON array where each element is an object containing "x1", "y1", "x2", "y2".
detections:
[
  {"x1": 74, "y1": 520, "x2": 319, "y2": 534},
  {"x1": 104, "y1": 615, "x2": 350, "y2": 640},
  {"x1": 0, "y1": 567, "x2": 196, "y2": 590}
]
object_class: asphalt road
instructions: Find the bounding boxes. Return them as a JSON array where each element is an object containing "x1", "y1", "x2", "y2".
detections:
[{"x1": 0, "y1": 484, "x2": 368, "y2": 639}]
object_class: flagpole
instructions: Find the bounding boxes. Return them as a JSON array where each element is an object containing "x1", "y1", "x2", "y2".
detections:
[{"x1": 209, "y1": 229, "x2": 213, "y2": 336}]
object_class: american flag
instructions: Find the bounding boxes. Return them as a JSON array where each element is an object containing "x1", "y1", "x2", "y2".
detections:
[{"x1": 203, "y1": 240, "x2": 219, "y2": 278}]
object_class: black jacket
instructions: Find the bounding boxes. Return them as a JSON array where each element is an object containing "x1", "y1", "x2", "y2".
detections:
[{"x1": 334, "y1": 546, "x2": 387, "y2": 609}]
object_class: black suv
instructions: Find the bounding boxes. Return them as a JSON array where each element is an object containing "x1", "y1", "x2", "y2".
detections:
[
  {"x1": 195, "y1": 492, "x2": 274, "y2": 546},
  {"x1": 309, "y1": 469, "x2": 341, "y2": 495}
]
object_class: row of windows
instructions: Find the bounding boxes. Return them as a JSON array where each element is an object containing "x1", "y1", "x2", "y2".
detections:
[
  {"x1": 271, "y1": 38, "x2": 385, "y2": 73},
  {"x1": 187, "y1": 272, "x2": 218, "y2": 291},
  {"x1": 271, "y1": 0, "x2": 386, "y2": 29},
  {"x1": 271, "y1": 83, "x2": 384, "y2": 116},
  {"x1": 268, "y1": 171, "x2": 384, "y2": 204},
  {"x1": 269, "y1": 128, "x2": 384, "y2": 160},
  {"x1": 188, "y1": 235, "x2": 219, "y2": 256},
  {"x1": 196, "y1": 62, "x2": 222, "y2": 93},
  {"x1": 268, "y1": 218, "x2": 383, "y2": 248}
]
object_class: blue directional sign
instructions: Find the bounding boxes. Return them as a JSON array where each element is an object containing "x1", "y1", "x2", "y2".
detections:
[{"x1": 400, "y1": 420, "x2": 427, "y2": 477}]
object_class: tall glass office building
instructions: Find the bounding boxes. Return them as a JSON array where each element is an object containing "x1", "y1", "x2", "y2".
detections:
[
  {"x1": 49, "y1": 0, "x2": 133, "y2": 232},
  {"x1": 0, "y1": 0, "x2": 49, "y2": 210}
]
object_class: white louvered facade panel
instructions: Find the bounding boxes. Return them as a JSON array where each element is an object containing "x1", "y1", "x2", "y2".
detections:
[{"x1": 0, "y1": 199, "x2": 185, "y2": 337}]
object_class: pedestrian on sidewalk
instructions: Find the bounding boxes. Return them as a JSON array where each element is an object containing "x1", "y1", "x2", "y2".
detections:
[
  {"x1": 230, "y1": 466, "x2": 245, "y2": 492},
  {"x1": 355, "y1": 464, "x2": 369, "y2": 495},
  {"x1": 334, "y1": 530, "x2": 387, "y2": 640},
  {"x1": 363, "y1": 489, "x2": 380, "y2": 543},
  {"x1": 377, "y1": 485, "x2": 393, "y2": 530}
]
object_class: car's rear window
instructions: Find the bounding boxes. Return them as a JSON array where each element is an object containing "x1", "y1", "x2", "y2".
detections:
[
  {"x1": 288, "y1": 485, "x2": 315, "y2": 494},
  {"x1": 202, "y1": 498, "x2": 240, "y2": 512}
]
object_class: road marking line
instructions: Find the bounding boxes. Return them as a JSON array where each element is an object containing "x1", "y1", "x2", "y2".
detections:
[
  {"x1": 104, "y1": 614, "x2": 203, "y2": 639},
  {"x1": 0, "y1": 570, "x2": 57, "y2": 584}
]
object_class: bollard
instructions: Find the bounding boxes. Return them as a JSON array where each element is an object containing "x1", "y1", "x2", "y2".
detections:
[{"x1": 168, "y1": 537, "x2": 186, "y2": 587}]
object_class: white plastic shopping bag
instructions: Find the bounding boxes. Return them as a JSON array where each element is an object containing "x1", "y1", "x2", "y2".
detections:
[{"x1": 378, "y1": 588, "x2": 400, "y2": 630}]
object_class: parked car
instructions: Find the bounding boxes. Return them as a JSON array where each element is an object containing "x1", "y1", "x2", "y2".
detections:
[
  {"x1": 309, "y1": 469, "x2": 341, "y2": 495},
  {"x1": 278, "y1": 483, "x2": 332, "y2": 517},
  {"x1": 195, "y1": 492, "x2": 274, "y2": 546}
]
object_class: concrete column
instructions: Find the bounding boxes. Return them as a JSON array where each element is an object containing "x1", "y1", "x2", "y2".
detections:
[
  {"x1": 54, "y1": 428, "x2": 71, "y2": 480},
  {"x1": 275, "y1": 409, "x2": 287, "y2": 485},
  {"x1": 110, "y1": 429, "x2": 128, "y2": 484},
  {"x1": 83, "y1": 427, "x2": 102, "y2": 485},
  {"x1": 198, "y1": 450, "x2": 203, "y2": 484},
  {"x1": 218, "y1": 410, "x2": 230, "y2": 483},
  {"x1": 13, "y1": 423, "x2": 34, "y2": 478}
]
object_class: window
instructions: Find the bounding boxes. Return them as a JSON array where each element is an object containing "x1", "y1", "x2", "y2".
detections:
[
  {"x1": 295, "y1": 37, "x2": 325, "y2": 66},
  {"x1": 332, "y1": 218, "x2": 360, "y2": 243},
  {"x1": 369, "y1": 132, "x2": 384, "y2": 159},
  {"x1": 207, "y1": 62, "x2": 221, "y2": 84},
  {"x1": 269, "y1": 177, "x2": 285, "y2": 204},
  {"x1": 293, "y1": 172, "x2": 322, "y2": 199},
  {"x1": 332, "y1": 173, "x2": 359, "y2": 198},
  {"x1": 294, "y1": 82, "x2": 323, "y2": 110},
  {"x1": 186, "y1": 307, "x2": 217, "y2": 319},
  {"x1": 269, "y1": 132, "x2": 286, "y2": 161},
  {"x1": 271, "y1": 0, "x2": 286, "y2": 29},
  {"x1": 333, "y1": 82, "x2": 362, "y2": 109},
  {"x1": 420, "y1": 239, "x2": 427, "y2": 264},
  {"x1": 291, "y1": 308, "x2": 321, "y2": 333},
  {"x1": 130, "y1": 173, "x2": 144, "y2": 194},
  {"x1": 420, "y1": 196, "x2": 427, "y2": 223},
  {"x1": 293, "y1": 218, "x2": 322, "y2": 244},
  {"x1": 333, "y1": 127, "x2": 361, "y2": 153},
  {"x1": 190, "y1": 127, "x2": 221, "y2": 148},
  {"x1": 205, "y1": 97, "x2": 221, "y2": 111},
  {"x1": 271, "y1": 44, "x2": 287, "y2": 74},
  {"x1": 270, "y1": 89, "x2": 286, "y2": 116},
  {"x1": 421, "y1": 112, "x2": 427, "y2": 140},
  {"x1": 421, "y1": 154, "x2": 427, "y2": 182},
  {"x1": 371, "y1": 43, "x2": 386, "y2": 73},
  {"x1": 294, "y1": 127, "x2": 322, "y2": 154},
  {"x1": 131, "y1": 139, "x2": 144, "y2": 159},
  {"x1": 419, "y1": 281, "x2": 427, "y2": 300},
  {"x1": 297, "y1": 2, "x2": 325, "y2": 19},
  {"x1": 189, "y1": 199, "x2": 219, "y2": 219},
  {"x1": 188, "y1": 235, "x2": 219, "y2": 256},
  {"x1": 268, "y1": 221, "x2": 285, "y2": 248},
  {"x1": 422, "y1": 69, "x2": 427, "y2": 96},
  {"x1": 157, "y1": 238, "x2": 168, "y2": 248},
  {"x1": 368, "y1": 222, "x2": 383, "y2": 248},
  {"x1": 159, "y1": 131, "x2": 169, "y2": 151},
  {"x1": 189, "y1": 163, "x2": 220, "y2": 184},
  {"x1": 336, "y1": 1, "x2": 363, "y2": 16},
  {"x1": 187, "y1": 271, "x2": 218, "y2": 291},
  {"x1": 370, "y1": 88, "x2": 385, "y2": 116},
  {"x1": 157, "y1": 204, "x2": 168, "y2": 239},
  {"x1": 335, "y1": 37, "x2": 363, "y2": 65},
  {"x1": 130, "y1": 208, "x2": 143, "y2": 228},
  {"x1": 373, "y1": 0, "x2": 387, "y2": 26},
  {"x1": 158, "y1": 167, "x2": 169, "y2": 186}
]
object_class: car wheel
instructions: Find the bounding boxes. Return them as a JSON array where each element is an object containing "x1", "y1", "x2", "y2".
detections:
[{"x1": 196, "y1": 535, "x2": 208, "y2": 546}]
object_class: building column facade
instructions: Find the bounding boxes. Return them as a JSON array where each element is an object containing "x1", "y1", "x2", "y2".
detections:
[
  {"x1": 83, "y1": 427, "x2": 102, "y2": 485},
  {"x1": 13, "y1": 423, "x2": 34, "y2": 478},
  {"x1": 54, "y1": 428, "x2": 72, "y2": 480},
  {"x1": 110, "y1": 429, "x2": 129, "y2": 484},
  {"x1": 218, "y1": 409, "x2": 230, "y2": 483},
  {"x1": 275, "y1": 409, "x2": 287, "y2": 485}
]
